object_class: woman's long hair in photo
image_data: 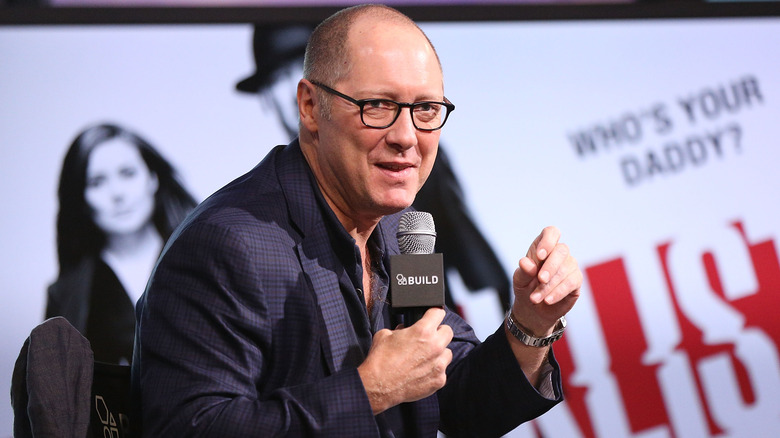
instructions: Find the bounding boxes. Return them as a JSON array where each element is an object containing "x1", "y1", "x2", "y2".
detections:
[{"x1": 56, "y1": 122, "x2": 198, "y2": 271}]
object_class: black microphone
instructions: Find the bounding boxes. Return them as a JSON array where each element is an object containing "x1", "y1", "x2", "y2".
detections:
[{"x1": 390, "y1": 211, "x2": 445, "y2": 326}]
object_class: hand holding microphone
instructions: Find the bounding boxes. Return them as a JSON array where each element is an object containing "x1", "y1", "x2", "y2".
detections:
[
  {"x1": 358, "y1": 307, "x2": 453, "y2": 414},
  {"x1": 357, "y1": 211, "x2": 454, "y2": 414}
]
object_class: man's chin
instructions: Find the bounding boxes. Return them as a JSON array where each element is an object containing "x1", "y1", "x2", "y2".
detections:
[
  {"x1": 374, "y1": 196, "x2": 415, "y2": 217},
  {"x1": 376, "y1": 204, "x2": 411, "y2": 217}
]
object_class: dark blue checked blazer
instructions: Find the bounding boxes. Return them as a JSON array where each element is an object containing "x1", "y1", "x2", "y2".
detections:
[{"x1": 132, "y1": 140, "x2": 562, "y2": 437}]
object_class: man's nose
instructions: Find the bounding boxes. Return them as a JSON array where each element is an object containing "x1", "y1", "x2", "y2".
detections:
[{"x1": 386, "y1": 107, "x2": 418, "y2": 150}]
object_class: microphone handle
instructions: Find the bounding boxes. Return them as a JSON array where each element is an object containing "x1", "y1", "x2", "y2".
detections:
[{"x1": 402, "y1": 306, "x2": 440, "y2": 326}]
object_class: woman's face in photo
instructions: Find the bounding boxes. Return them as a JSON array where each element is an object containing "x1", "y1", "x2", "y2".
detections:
[{"x1": 84, "y1": 138, "x2": 158, "y2": 237}]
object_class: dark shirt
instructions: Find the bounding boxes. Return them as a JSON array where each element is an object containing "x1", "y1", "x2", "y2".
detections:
[
  {"x1": 46, "y1": 256, "x2": 136, "y2": 365},
  {"x1": 85, "y1": 259, "x2": 136, "y2": 364}
]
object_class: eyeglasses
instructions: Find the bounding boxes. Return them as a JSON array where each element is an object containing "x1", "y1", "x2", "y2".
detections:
[{"x1": 311, "y1": 81, "x2": 455, "y2": 131}]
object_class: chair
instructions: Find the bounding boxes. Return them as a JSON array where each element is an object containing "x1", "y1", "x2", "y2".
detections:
[{"x1": 11, "y1": 317, "x2": 136, "y2": 437}]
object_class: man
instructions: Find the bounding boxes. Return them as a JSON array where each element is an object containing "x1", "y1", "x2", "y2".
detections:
[
  {"x1": 133, "y1": 4, "x2": 581, "y2": 437},
  {"x1": 236, "y1": 23, "x2": 512, "y2": 319}
]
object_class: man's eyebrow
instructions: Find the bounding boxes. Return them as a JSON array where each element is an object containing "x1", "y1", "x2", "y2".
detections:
[
  {"x1": 365, "y1": 93, "x2": 445, "y2": 103},
  {"x1": 352, "y1": 87, "x2": 444, "y2": 102}
]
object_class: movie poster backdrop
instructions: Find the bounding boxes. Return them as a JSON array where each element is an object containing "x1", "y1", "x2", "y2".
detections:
[{"x1": 1, "y1": 18, "x2": 778, "y2": 436}]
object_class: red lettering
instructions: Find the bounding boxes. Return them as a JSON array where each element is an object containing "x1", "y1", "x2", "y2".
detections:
[
  {"x1": 730, "y1": 221, "x2": 780, "y2": 354},
  {"x1": 657, "y1": 220, "x2": 780, "y2": 436},
  {"x1": 550, "y1": 335, "x2": 595, "y2": 437},
  {"x1": 560, "y1": 220, "x2": 779, "y2": 437},
  {"x1": 586, "y1": 258, "x2": 669, "y2": 434}
]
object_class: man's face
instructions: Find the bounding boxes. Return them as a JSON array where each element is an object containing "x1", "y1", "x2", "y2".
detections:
[{"x1": 309, "y1": 20, "x2": 444, "y2": 223}]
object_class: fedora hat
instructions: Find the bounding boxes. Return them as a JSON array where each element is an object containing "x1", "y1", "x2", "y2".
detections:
[{"x1": 236, "y1": 24, "x2": 315, "y2": 94}]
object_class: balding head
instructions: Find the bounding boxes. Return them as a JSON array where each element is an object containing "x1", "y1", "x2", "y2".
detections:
[{"x1": 304, "y1": 4, "x2": 441, "y2": 116}]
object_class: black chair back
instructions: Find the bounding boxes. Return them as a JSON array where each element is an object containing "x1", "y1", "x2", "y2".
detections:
[{"x1": 11, "y1": 317, "x2": 137, "y2": 438}]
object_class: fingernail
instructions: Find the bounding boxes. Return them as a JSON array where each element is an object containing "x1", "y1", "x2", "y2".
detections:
[
  {"x1": 539, "y1": 271, "x2": 550, "y2": 283},
  {"x1": 531, "y1": 292, "x2": 542, "y2": 303},
  {"x1": 545, "y1": 295, "x2": 556, "y2": 304},
  {"x1": 538, "y1": 248, "x2": 547, "y2": 259}
]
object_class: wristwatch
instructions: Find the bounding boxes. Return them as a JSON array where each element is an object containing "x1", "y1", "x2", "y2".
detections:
[{"x1": 505, "y1": 312, "x2": 566, "y2": 347}]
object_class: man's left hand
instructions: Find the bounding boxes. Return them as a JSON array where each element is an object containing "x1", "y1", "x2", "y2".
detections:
[{"x1": 511, "y1": 226, "x2": 582, "y2": 337}]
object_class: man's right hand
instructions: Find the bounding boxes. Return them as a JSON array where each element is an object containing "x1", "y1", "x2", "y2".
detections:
[{"x1": 357, "y1": 307, "x2": 454, "y2": 415}]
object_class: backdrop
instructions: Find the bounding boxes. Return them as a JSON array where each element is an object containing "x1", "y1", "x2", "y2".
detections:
[{"x1": 1, "y1": 18, "x2": 778, "y2": 436}]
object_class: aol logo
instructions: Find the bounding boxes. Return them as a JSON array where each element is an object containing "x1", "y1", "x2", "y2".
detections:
[{"x1": 396, "y1": 273, "x2": 439, "y2": 286}]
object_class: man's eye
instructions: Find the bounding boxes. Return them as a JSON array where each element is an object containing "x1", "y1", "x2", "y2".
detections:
[
  {"x1": 416, "y1": 103, "x2": 433, "y2": 112},
  {"x1": 414, "y1": 103, "x2": 441, "y2": 122},
  {"x1": 366, "y1": 99, "x2": 393, "y2": 110}
]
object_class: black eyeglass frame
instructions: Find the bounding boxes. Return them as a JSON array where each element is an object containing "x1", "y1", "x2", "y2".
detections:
[{"x1": 310, "y1": 80, "x2": 455, "y2": 132}]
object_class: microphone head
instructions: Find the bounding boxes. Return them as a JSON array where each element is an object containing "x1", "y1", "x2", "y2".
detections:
[{"x1": 397, "y1": 211, "x2": 436, "y2": 254}]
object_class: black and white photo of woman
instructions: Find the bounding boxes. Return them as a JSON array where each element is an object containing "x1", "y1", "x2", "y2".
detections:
[{"x1": 46, "y1": 122, "x2": 197, "y2": 364}]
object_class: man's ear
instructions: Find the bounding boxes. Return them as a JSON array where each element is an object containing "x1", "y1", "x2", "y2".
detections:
[{"x1": 298, "y1": 79, "x2": 319, "y2": 134}]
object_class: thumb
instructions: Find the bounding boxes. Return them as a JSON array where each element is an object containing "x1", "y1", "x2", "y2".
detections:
[{"x1": 514, "y1": 256, "x2": 538, "y2": 289}]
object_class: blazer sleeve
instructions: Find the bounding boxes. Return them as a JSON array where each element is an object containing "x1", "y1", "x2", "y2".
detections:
[
  {"x1": 135, "y1": 218, "x2": 380, "y2": 437},
  {"x1": 438, "y1": 317, "x2": 563, "y2": 437}
]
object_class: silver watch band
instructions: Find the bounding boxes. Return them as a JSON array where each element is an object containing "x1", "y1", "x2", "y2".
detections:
[{"x1": 505, "y1": 312, "x2": 566, "y2": 347}]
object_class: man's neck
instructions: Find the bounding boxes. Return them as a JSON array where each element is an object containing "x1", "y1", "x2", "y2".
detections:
[{"x1": 298, "y1": 136, "x2": 384, "y2": 244}]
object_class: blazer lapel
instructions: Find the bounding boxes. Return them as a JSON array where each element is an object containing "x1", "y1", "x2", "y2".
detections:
[
  {"x1": 275, "y1": 141, "x2": 359, "y2": 375},
  {"x1": 296, "y1": 242, "x2": 357, "y2": 375}
]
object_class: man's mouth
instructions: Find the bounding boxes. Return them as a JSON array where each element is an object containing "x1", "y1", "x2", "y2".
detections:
[{"x1": 377, "y1": 162, "x2": 413, "y2": 171}]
